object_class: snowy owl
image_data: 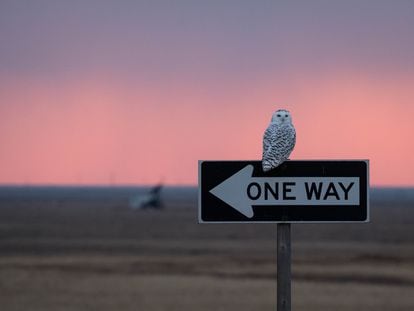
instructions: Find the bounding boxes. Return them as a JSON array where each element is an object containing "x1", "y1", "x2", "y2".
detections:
[{"x1": 262, "y1": 109, "x2": 296, "y2": 172}]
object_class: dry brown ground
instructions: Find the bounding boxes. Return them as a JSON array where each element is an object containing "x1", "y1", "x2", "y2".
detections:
[{"x1": 0, "y1": 197, "x2": 413, "y2": 310}]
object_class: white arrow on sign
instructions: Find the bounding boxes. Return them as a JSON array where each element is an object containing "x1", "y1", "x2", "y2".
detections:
[
  {"x1": 209, "y1": 165, "x2": 256, "y2": 218},
  {"x1": 209, "y1": 165, "x2": 359, "y2": 218}
]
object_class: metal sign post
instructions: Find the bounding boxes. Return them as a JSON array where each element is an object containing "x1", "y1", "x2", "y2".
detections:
[{"x1": 277, "y1": 223, "x2": 291, "y2": 311}]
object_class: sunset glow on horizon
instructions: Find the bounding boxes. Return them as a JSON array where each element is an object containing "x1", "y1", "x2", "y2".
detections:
[{"x1": 1, "y1": 1, "x2": 414, "y2": 186}]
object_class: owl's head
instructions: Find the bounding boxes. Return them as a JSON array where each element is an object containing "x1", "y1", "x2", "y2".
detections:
[{"x1": 271, "y1": 109, "x2": 292, "y2": 124}]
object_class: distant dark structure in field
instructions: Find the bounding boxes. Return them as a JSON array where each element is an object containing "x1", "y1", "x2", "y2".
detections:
[{"x1": 129, "y1": 184, "x2": 163, "y2": 210}]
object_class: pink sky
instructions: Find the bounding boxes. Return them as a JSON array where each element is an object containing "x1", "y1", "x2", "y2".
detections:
[
  {"x1": 1, "y1": 72, "x2": 413, "y2": 186},
  {"x1": 1, "y1": 1, "x2": 414, "y2": 186}
]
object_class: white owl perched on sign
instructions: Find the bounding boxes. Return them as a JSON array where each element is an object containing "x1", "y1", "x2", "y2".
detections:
[{"x1": 262, "y1": 109, "x2": 296, "y2": 172}]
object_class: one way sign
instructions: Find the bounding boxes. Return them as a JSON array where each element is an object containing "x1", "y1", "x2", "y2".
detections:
[{"x1": 198, "y1": 160, "x2": 369, "y2": 223}]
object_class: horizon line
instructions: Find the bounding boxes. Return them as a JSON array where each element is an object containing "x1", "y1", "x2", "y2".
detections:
[{"x1": 0, "y1": 183, "x2": 414, "y2": 189}]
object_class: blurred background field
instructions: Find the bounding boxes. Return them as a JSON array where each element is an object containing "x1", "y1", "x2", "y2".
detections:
[{"x1": 0, "y1": 186, "x2": 413, "y2": 311}]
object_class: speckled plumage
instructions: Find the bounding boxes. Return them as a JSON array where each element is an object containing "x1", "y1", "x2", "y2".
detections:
[{"x1": 262, "y1": 109, "x2": 296, "y2": 172}]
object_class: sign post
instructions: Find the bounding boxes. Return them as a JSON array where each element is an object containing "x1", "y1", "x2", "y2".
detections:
[
  {"x1": 198, "y1": 160, "x2": 369, "y2": 310},
  {"x1": 277, "y1": 223, "x2": 291, "y2": 311}
]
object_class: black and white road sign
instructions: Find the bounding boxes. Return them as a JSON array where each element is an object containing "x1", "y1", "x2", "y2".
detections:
[{"x1": 198, "y1": 160, "x2": 369, "y2": 223}]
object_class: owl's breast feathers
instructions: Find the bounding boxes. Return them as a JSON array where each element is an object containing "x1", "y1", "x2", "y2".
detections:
[{"x1": 262, "y1": 123, "x2": 296, "y2": 171}]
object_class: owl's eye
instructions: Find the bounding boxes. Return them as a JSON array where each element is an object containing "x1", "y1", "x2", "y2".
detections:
[{"x1": 277, "y1": 114, "x2": 281, "y2": 117}]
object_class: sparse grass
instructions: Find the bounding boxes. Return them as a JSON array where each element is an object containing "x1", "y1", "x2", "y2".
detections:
[{"x1": 0, "y1": 198, "x2": 413, "y2": 310}]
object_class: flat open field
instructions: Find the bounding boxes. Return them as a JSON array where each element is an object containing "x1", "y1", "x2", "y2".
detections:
[{"x1": 0, "y1": 189, "x2": 413, "y2": 311}]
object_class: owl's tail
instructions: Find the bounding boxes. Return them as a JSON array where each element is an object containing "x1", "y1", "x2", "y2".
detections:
[
  {"x1": 262, "y1": 160, "x2": 275, "y2": 172},
  {"x1": 262, "y1": 159, "x2": 283, "y2": 172}
]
